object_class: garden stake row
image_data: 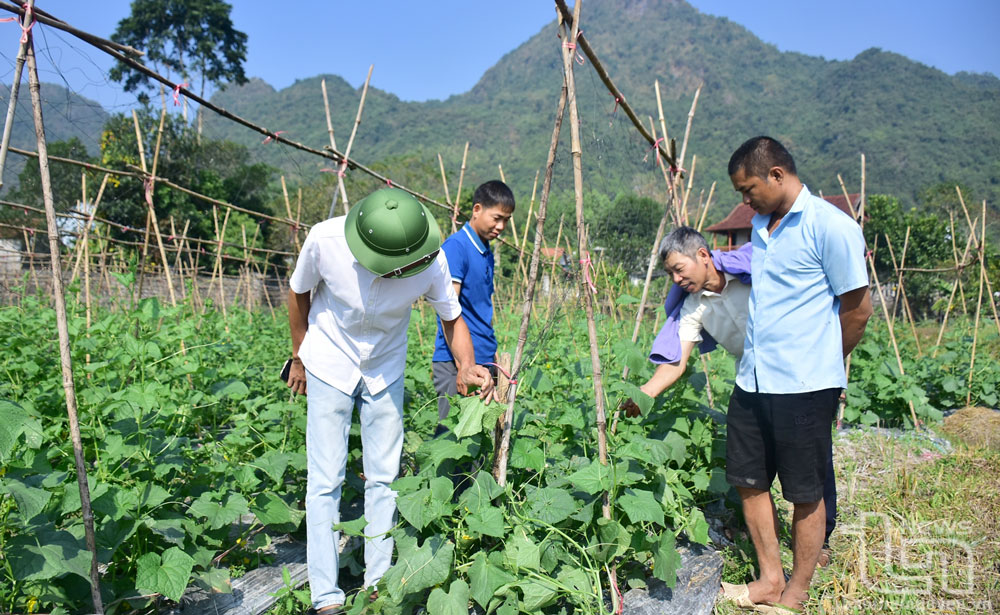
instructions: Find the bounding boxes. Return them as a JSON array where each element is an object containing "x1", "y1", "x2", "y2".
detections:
[
  {"x1": 561, "y1": 3, "x2": 622, "y2": 611},
  {"x1": 494, "y1": 72, "x2": 568, "y2": 487},
  {"x1": 23, "y1": 4, "x2": 105, "y2": 610},
  {"x1": 327, "y1": 64, "x2": 373, "y2": 218},
  {"x1": 321, "y1": 78, "x2": 350, "y2": 212}
]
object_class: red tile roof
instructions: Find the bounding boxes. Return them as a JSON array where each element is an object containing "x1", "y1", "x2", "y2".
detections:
[{"x1": 706, "y1": 194, "x2": 860, "y2": 234}]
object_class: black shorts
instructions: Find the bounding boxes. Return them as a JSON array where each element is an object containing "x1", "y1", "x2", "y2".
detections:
[{"x1": 726, "y1": 385, "x2": 839, "y2": 503}]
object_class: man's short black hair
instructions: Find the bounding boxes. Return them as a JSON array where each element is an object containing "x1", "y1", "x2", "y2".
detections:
[
  {"x1": 728, "y1": 136, "x2": 797, "y2": 179},
  {"x1": 474, "y1": 180, "x2": 515, "y2": 211}
]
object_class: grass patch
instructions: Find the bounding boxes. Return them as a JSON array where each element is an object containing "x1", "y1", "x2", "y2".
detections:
[
  {"x1": 810, "y1": 431, "x2": 1000, "y2": 614},
  {"x1": 714, "y1": 429, "x2": 1000, "y2": 614}
]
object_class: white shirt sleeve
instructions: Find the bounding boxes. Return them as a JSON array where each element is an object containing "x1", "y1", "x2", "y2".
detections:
[
  {"x1": 424, "y1": 251, "x2": 463, "y2": 321},
  {"x1": 288, "y1": 229, "x2": 321, "y2": 294},
  {"x1": 677, "y1": 293, "x2": 707, "y2": 344}
]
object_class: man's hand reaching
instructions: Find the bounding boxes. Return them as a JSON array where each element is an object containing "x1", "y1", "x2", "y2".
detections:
[{"x1": 457, "y1": 364, "x2": 495, "y2": 401}]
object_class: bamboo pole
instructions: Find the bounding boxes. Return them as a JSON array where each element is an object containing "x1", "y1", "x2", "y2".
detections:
[
  {"x1": 493, "y1": 22, "x2": 568, "y2": 489},
  {"x1": 949, "y1": 211, "x2": 969, "y2": 314},
  {"x1": 70, "y1": 174, "x2": 108, "y2": 283},
  {"x1": 437, "y1": 153, "x2": 453, "y2": 206},
  {"x1": 24, "y1": 19, "x2": 104, "y2": 612},
  {"x1": 517, "y1": 169, "x2": 539, "y2": 284},
  {"x1": 884, "y1": 230, "x2": 921, "y2": 355},
  {"x1": 545, "y1": 215, "x2": 566, "y2": 319},
  {"x1": 696, "y1": 181, "x2": 715, "y2": 232},
  {"x1": 0, "y1": 0, "x2": 30, "y2": 188},
  {"x1": 328, "y1": 64, "x2": 374, "y2": 217},
  {"x1": 451, "y1": 142, "x2": 470, "y2": 234},
  {"x1": 142, "y1": 106, "x2": 177, "y2": 307},
  {"x1": 934, "y1": 226, "x2": 978, "y2": 354},
  {"x1": 320, "y1": 78, "x2": 349, "y2": 208},
  {"x1": 955, "y1": 188, "x2": 1000, "y2": 335},
  {"x1": 867, "y1": 241, "x2": 921, "y2": 428},
  {"x1": 967, "y1": 205, "x2": 986, "y2": 406},
  {"x1": 623, "y1": 194, "x2": 672, "y2": 381},
  {"x1": 677, "y1": 85, "x2": 701, "y2": 180},
  {"x1": 559, "y1": 6, "x2": 619, "y2": 606},
  {"x1": 680, "y1": 154, "x2": 697, "y2": 224},
  {"x1": 553, "y1": 0, "x2": 674, "y2": 168}
]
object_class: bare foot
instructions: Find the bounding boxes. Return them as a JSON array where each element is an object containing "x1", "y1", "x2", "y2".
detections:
[
  {"x1": 777, "y1": 585, "x2": 809, "y2": 611},
  {"x1": 747, "y1": 576, "x2": 784, "y2": 605}
]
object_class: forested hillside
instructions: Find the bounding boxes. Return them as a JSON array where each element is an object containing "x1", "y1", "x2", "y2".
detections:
[{"x1": 199, "y1": 0, "x2": 1000, "y2": 220}]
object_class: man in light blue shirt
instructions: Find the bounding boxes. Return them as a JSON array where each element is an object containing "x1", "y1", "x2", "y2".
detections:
[{"x1": 720, "y1": 137, "x2": 872, "y2": 613}]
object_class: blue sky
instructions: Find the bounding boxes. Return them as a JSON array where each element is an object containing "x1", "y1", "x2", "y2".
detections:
[{"x1": 5, "y1": 0, "x2": 999, "y2": 111}]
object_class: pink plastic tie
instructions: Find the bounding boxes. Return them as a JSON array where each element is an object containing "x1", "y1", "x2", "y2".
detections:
[
  {"x1": 262, "y1": 130, "x2": 286, "y2": 144},
  {"x1": 579, "y1": 252, "x2": 598, "y2": 294},
  {"x1": 172, "y1": 82, "x2": 188, "y2": 106},
  {"x1": 16, "y1": 3, "x2": 33, "y2": 44},
  {"x1": 143, "y1": 177, "x2": 154, "y2": 207},
  {"x1": 484, "y1": 362, "x2": 517, "y2": 385},
  {"x1": 643, "y1": 137, "x2": 665, "y2": 164}
]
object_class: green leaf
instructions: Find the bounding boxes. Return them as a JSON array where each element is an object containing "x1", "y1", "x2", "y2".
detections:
[
  {"x1": 467, "y1": 505, "x2": 505, "y2": 538},
  {"x1": 145, "y1": 517, "x2": 186, "y2": 546},
  {"x1": 211, "y1": 379, "x2": 250, "y2": 399},
  {"x1": 663, "y1": 431, "x2": 689, "y2": 465},
  {"x1": 567, "y1": 458, "x2": 611, "y2": 495},
  {"x1": 135, "y1": 546, "x2": 195, "y2": 601},
  {"x1": 458, "y1": 471, "x2": 503, "y2": 515},
  {"x1": 255, "y1": 450, "x2": 294, "y2": 484},
  {"x1": 616, "y1": 293, "x2": 640, "y2": 305},
  {"x1": 396, "y1": 486, "x2": 453, "y2": 531},
  {"x1": 382, "y1": 529, "x2": 454, "y2": 599},
  {"x1": 652, "y1": 531, "x2": 681, "y2": 587},
  {"x1": 686, "y1": 507, "x2": 710, "y2": 544},
  {"x1": 251, "y1": 492, "x2": 304, "y2": 528},
  {"x1": 618, "y1": 488, "x2": 665, "y2": 525},
  {"x1": 194, "y1": 567, "x2": 232, "y2": 594},
  {"x1": 0, "y1": 399, "x2": 29, "y2": 460},
  {"x1": 96, "y1": 518, "x2": 139, "y2": 561},
  {"x1": 427, "y1": 579, "x2": 470, "y2": 615},
  {"x1": 8, "y1": 527, "x2": 93, "y2": 583},
  {"x1": 503, "y1": 528, "x2": 540, "y2": 571},
  {"x1": 519, "y1": 578, "x2": 558, "y2": 610},
  {"x1": 333, "y1": 517, "x2": 368, "y2": 537},
  {"x1": 5, "y1": 477, "x2": 52, "y2": 522},
  {"x1": 509, "y1": 438, "x2": 545, "y2": 472},
  {"x1": 467, "y1": 552, "x2": 515, "y2": 609},
  {"x1": 417, "y1": 436, "x2": 479, "y2": 471},
  {"x1": 188, "y1": 492, "x2": 249, "y2": 530},
  {"x1": 526, "y1": 486, "x2": 577, "y2": 525},
  {"x1": 453, "y1": 396, "x2": 488, "y2": 438}
]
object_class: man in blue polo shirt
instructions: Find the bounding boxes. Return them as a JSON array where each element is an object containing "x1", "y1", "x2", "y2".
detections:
[
  {"x1": 720, "y1": 137, "x2": 872, "y2": 613},
  {"x1": 432, "y1": 181, "x2": 515, "y2": 425}
]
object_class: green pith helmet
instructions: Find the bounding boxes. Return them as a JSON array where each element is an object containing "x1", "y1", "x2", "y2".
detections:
[{"x1": 345, "y1": 188, "x2": 442, "y2": 278}]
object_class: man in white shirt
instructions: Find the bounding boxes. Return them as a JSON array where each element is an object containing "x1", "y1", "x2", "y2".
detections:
[
  {"x1": 624, "y1": 227, "x2": 752, "y2": 405},
  {"x1": 286, "y1": 188, "x2": 494, "y2": 613}
]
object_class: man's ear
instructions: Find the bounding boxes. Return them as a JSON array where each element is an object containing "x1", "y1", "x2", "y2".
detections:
[
  {"x1": 471, "y1": 202, "x2": 483, "y2": 217},
  {"x1": 696, "y1": 246, "x2": 711, "y2": 262},
  {"x1": 769, "y1": 166, "x2": 785, "y2": 184}
]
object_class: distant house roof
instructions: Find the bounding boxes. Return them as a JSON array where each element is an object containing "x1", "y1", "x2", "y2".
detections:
[
  {"x1": 706, "y1": 193, "x2": 861, "y2": 234},
  {"x1": 541, "y1": 247, "x2": 565, "y2": 260}
]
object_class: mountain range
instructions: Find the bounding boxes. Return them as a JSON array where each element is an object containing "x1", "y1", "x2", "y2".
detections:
[{"x1": 9, "y1": 0, "x2": 1000, "y2": 224}]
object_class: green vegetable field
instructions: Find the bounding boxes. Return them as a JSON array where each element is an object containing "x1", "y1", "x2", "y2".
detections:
[{"x1": 1, "y1": 278, "x2": 996, "y2": 614}]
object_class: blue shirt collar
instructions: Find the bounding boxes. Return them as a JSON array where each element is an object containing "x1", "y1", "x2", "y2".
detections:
[
  {"x1": 752, "y1": 184, "x2": 812, "y2": 235},
  {"x1": 461, "y1": 223, "x2": 488, "y2": 254}
]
